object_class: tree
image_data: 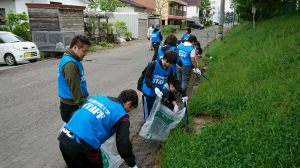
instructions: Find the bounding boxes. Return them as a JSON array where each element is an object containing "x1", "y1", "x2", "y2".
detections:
[
  {"x1": 88, "y1": 0, "x2": 127, "y2": 12},
  {"x1": 2, "y1": 12, "x2": 30, "y2": 41},
  {"x1": 199, "y1": 0, "x2": 211, "y2": 23},
  {"x1": 156, "y1": 0, "x2": 169, "y2": 28},
  {"x1": 231, "y1": 0, "x2": 298, "y2": 21}
]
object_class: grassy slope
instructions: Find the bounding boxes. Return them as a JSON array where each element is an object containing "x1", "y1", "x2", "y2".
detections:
[{"x1": 161, "y1": 12, "x2": 300, "y2": 168}]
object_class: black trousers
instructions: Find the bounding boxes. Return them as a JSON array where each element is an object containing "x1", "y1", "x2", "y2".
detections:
[
  {"x1": 60, "y1": 102, "x2": 79, "y2": 123},
  {"x1": 58, "y1": 133, "x2": 103, "y2": 168},
  {"x1": 152, "y1": 43, "x2": 160, "y2": 61}
]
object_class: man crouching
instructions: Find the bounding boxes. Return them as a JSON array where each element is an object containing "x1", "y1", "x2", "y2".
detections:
[{"x1": 58, "y1": 89, "x2": 138, "y2": 168}]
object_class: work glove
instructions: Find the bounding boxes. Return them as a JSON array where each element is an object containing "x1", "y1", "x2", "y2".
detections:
[
  {"x1": 193, "y1": 68, "x2": 202, "y2": 76},
  {"x1": 130, "y1": 165, "x2": 138, "y2": 168},
  {"x1": 173, "y1": 104, "x2": 179, "y2": 113},
  {"x1": 154, "y1": 87, "x2": 163, "y2": 98},
  {"x1": 182, "y1": 96, "x2": 188, "y2": 104}
]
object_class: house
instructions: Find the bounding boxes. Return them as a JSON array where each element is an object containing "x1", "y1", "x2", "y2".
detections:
[
  {"x1": 150, "y1": 0, "x2": 187, "y2": 28},
  {"x1": 186, "y1": 0, "x2": 200, "y2": 19},
  {"x1": 0, "y1": 0, "x2": 90, "y2": 18},
  {"x1": 111, "y1": 0, "x2": 149, "y2": 39}
]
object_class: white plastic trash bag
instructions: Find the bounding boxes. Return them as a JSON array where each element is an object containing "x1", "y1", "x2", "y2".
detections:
[
  {"x1": 101, "y1": 134, "x2": 124, "y2": 168},
  {"x1": 139, "y1": 97, "x2": 186, "y2": 141}
]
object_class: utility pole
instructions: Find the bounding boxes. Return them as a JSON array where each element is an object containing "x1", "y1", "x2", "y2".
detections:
[
  {"x1": 252, "y1": 6, "x2": 256, "y2": 29},
  {"x1": 218, "y1": 0, "x2": 225, "y2": 40}
]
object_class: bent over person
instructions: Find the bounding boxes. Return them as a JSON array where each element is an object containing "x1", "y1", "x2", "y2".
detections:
[
  {"x1": 58, "y1": 35, "x2": 91, "y2": 122},
  {"x1": 58, "y1": 89, "x2": 139, "y2": 168}
]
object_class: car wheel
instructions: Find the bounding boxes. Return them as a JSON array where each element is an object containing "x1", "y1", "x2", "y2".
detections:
[
  {"x1": 5, "y1": 54, "x2": 17, "y2": 66},
  {"x1": 29, "y1": 59, "x2": 38, "y2": 63}
]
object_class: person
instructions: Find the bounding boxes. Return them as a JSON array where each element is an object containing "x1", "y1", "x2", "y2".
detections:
[
  {"x1": 177, "y1": 35, "x2": 201, "y2": 93},
  {"x1": 194, "y1": 41, "x2": 203, "y2": 59},
  {"x1": 181, "y1": 28, "x2": 193, "y2": 42},
  {"x1": 58, "y1": 89, "x2": 139, "y2": 168},
  {"x1": 57, "y1": 35, "x2": 91, "y2": 123},
  {"x1": 161, "y1": 82, "x2": 179, "y2": 112},
  {"x1": 156, "y1": 34, "x2": 179, "y2": 78},
  {"x1": 142, "y1": 51, "x2": 187, "y2": 121},
  {"x1": 151, "y1": 24, "x2": 163, "y2": 61},
  {"x1": 147, "y1": 24, "x2": 154, "y2": 51}
]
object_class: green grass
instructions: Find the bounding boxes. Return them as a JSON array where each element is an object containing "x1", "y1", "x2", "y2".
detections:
[{"x1": 161, "y1": 12, "x2": 300, "y2": 168}]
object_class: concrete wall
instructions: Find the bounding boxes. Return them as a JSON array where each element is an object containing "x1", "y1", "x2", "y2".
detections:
[{"x1": 186, "y1": 6, "x2": 199, "y2": 18}]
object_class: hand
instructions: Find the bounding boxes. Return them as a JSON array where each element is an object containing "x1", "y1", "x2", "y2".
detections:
[
  {"x1": 193, "y1": 68, "x2": 202, "y2": 76},
  {"x1": 130, "y1": 165, "x2": 138, "y2": 168},
  {"x1": 182, "y1": 96, "x2": 188, "y2": 104},
  {"x1": 154, "y1": 87, "x2": 163, "y2": 98},
  {"x1": 173, "y1": 104, "x2": 179, "y2": 113}
]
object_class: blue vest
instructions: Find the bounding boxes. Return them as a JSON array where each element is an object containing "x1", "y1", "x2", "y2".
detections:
[
  {"x1": 182, "y1": 33, "x2": 189, "y2": 41},
  {"x1": 156, "y1": 46, "x2": 178, "y2": 74},
  {"x1": 58, "y1": 55, "x2": 88, "y2": 99},
  {"x1": 178, "y1": 43, "x2": 194, "y2": 67},
  {"x1": 152, "y1": 31, "x2": 161, "y2": 43},
  {"x1": 142, "y1": 61, "x2": 171, "y2": 97},
  {"x1": 65, "y1": 96, "x2": 128, "y2": 149}
]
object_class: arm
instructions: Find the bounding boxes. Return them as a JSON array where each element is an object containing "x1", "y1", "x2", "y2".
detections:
[
  {"x1": 62, "y1": 62, "x2": 86, "y2": 106},
  {"x1": 159, "y1": 32, "x2": 163, "y2": 42},
  {"x1": 168, "y1": 70, "x2": 186, "y2": 97},
  {"x1": 190, "y1": 49, "x2": 198, "y2": 68},
  {"x1": 145, "y1": 62, "x2": 156, "y2": 89},
  {"x1": 114, "y1": 115, "x2": 136, "y2": 167}
]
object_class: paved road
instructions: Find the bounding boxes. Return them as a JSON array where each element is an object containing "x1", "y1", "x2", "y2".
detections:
[{"x1": 0, "y1": 26, "x2": 219, "y2": 168}]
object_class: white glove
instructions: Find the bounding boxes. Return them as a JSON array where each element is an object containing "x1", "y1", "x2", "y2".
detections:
[
  {"x1": 182, "y1": 96, "x2": 188, "y2": 104},
  {"x1": 130, "y1": 166, "x2": 138, "y2": 168},
  {"x1": 173, "y1": 104, "x2": 179, "y2": 113},
  {"x1": 193, "y1": 68, "x2": 202, "y2": 76},
  {"x1": 154, "y1": 87, "x2": 163, "y2": 98}
]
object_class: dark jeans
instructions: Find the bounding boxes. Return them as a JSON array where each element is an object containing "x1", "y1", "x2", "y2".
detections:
[
  {"x1": 60, "y1": 102, "x2": 79, "y2": 123},
  {"x1": 152, "y1": 43, "x2": 160, "y2": 61},
  {"x1": 58, "y1": 133, "x2": 103, "y2": 168},
  {"x1": 142, "y1": 95, "x2": 156, "y2": 121}
]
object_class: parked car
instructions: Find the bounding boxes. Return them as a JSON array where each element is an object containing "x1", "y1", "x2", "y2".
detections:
[
  {"x1": 0, "y1": 31, "x2": 40, "y2": 66},
  {"x1": 187, "y1": 21, "x2": 204, "y2": 30}
]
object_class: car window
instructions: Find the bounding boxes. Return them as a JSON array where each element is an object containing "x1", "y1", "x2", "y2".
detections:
[
  {"x1": 0, "y1": 38, "x2": 4, "y2": 43},
  {"x1": 0, "y1": 33, "x2": 24, "y2": 43}
]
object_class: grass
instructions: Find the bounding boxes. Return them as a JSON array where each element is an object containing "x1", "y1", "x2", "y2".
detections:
[{"x1": 161, "y1": 12, "x2": 300, "y2": 168}]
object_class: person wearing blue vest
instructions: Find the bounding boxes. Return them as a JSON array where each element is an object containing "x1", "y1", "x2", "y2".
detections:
[
  {"x1": 181, "y1": 28, "x2": 193, "y2": 43},
  {"x1": 58, "y1": 35, "x2": 91, "y2": 123},
  {"x1": 142, "y1": 51, "x2": 187, "y2": 121},
  {"x1": 156, "y1": 34, "x2": 179, "y2": 77},
  {"x1": 58, "y1": 89, "x2": 139, "y2": 168},
  {"x1": 177, "y1": 35, "x2": 201, "y2": 94},
  {"x1": 151, "y1": 24, "x2": 163, "y2": 61}
]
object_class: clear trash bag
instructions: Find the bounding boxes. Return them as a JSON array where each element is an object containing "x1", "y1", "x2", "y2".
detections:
[
  {"x1": 139, "y1": 97, "x2": 186, "y2": 141},
  {"x1": 101, "y1": 134, "x2": 124, "y2": 168}
]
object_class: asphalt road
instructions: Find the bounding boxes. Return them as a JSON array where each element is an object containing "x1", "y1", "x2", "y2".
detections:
[{"x1": 0, "y1": 26, "x2": 219, "y2": 168}]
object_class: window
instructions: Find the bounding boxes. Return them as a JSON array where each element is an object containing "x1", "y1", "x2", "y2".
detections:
[
  {"x1": 0, "y1": 8, "x2": 5, "y2": 25},
  {"x1": 50, "y1": 2, "x2": 62, "y2": 4}
]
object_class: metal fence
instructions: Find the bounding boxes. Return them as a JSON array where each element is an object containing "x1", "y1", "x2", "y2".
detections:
[{"x1": 31, "y1": 31, "x2": 75, "y2": 52}]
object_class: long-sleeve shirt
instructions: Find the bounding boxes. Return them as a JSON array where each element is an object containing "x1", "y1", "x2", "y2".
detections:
[
  {"x1": 145, "y1": 60, "x2": 186, "y2": 97},
  {"x1": 60, "y1": 48, "x2": 88, "y2": 106}
]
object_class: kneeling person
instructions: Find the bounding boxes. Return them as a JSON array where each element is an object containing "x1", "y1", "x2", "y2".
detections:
[{"x1": 58, "y1": 89, "x2": 138, "y2": 168}]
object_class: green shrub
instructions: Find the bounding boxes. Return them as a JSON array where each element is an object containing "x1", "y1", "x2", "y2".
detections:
[
  {"x1": 98, "y1": 40, "x2": 108, "y2": 47},
  {"x1": 204, "y1": 20, "x2": 213, "y2": 26},
  {"x1": 162, "y1": 25, "x2": 176, "y2": 35},
  {"x1": 89, "y1": 46, "x2": 97, "y2": 52}
]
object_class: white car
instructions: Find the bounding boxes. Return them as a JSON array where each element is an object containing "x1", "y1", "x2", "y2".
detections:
[{"x1": 0, "y1": 31, "x2": 40, "y2": 66}]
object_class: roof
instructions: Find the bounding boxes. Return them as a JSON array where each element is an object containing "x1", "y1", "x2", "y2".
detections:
[
  {"x1": 133, "y1": 0, "x2": 156, "y2": 10},
  {"x1": 25, "y1": 3, "x2": 86, "y2": 10},
  {"x1": 119, "y1": 0, "x2": 147, "y2": 9}
]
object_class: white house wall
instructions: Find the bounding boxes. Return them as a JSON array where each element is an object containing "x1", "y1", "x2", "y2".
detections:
[
  {"x1": 186, "y1": 6, "x2": 199, "y2": 18},
  {"x1": 115, "y1": 6, "x2": 135, "y2": 13},
  {"x1": 109, "y1": 12, "x2": 148, "y2": 39},
  {"x1": 0, "y1": 0, "x2": 17, "y2": 13},
  {"x1": 49, "y1": 0, "x2": 87, "y2": 6}
]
